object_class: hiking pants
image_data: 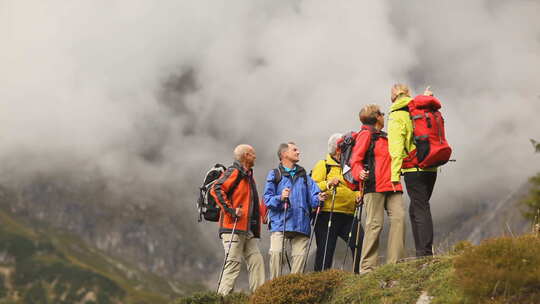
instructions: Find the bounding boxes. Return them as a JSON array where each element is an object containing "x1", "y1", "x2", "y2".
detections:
[
  {"x1": 218, "y1": 233, "x2": 265, "y2": 295},
  {"x1": 269, "y1": 232, "x2": 309, "y2": 279},
  {"x1": 404, "y1": 171, "x2": 437, "y2": 257},
  {"x1": 313, "y1": 212, "x2": 364, "y2": 272},
  {"x1": 360, "y1": 192, "x2": 405, "y2": 273}
]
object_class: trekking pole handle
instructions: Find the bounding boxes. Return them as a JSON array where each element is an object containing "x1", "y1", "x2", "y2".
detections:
[
  {"x1": 283, "y1": 197, "x2": 289, "y2": 209},
  {"x1": 233, "y1": 205, "x2": 243, "y2": 219}
]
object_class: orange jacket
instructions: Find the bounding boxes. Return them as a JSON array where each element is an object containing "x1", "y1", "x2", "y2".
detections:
[{"x1": 210, "y1": 161, "x2": 261, "y2": 238}]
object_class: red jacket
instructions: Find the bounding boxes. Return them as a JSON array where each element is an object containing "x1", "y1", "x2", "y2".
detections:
[
  {"x1": 210, "y1": 161, "x2": 261, "y2": 237},
  {"x1": 350, "y1": 125, "x2": 403, "y2": 194}
]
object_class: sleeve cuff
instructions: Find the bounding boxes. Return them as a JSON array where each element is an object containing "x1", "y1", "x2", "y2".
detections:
[{"x1": 224, "y1": 206, "x2": 236, "y2": 216}]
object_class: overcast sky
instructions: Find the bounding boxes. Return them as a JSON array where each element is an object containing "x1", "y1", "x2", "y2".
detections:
[{"x1": 1, "y1": 0, "x2": 539, "y2": 220}]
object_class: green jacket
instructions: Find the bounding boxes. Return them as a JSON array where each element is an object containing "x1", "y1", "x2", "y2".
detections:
[
  {"x1": 311, "y1": 154, "x2": 358, "y2": 215},
  {"x1": 388, "y1": 95, "x2": 437, "y2": 182}
]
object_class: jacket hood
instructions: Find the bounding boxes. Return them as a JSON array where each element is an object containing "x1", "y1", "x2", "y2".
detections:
[{"x1": 390, "y1": 95, "x2": 412, "y2": 111}]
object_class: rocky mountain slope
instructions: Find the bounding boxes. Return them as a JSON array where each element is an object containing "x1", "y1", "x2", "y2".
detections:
[
  {"x1": 0, "y1": 208, "x2": 204, "y2": 303},
  {"x1": 435, "y1": 180, "x2": 532, "y2": 247},
  {"x1": 0, "y1": 171, "x2": 221, "y2": 288}
]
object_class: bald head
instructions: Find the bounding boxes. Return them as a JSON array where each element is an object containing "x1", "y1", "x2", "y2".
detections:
[{"x1": 234, "y1": 144, "x2": 256, "y2": 169}]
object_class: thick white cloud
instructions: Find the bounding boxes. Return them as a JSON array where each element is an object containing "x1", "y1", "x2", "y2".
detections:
[{"x1": 0, "y1": 0, "x2": 538, "y2": 219}]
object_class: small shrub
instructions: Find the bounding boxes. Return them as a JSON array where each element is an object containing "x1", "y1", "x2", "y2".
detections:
[
  {"x1": 250, "y1": 270, "x2": 345, "y2": 304},
  {"x1": 454, "y1": 234, "x2": 540, "y2": 303},
  {"x1": 23, "y1": 282, "x2": 48, "y2": 304},
  {"x1": 450, "y1": 240, "x2": 473, "y2": 255},
  {"x1": 0, "y1": 273, "x2": 6, "y2": 298},
  {"x1": 174, "y1": 291, "x2": 248, "y2": 304}
]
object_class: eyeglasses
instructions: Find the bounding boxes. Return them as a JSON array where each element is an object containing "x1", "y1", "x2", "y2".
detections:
[{"x1": 377, "y1": 111, "x2": 385, "y2": 117}]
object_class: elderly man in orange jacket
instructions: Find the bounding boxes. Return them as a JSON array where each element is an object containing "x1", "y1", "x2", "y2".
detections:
[{"x1": 210, "y1": 144, "x2": 265, "y2": 295}]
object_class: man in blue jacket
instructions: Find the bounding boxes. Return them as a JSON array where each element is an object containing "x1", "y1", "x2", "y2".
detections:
[{"x1": 264, "y1": 142, "x2": 326, "y2": 279}]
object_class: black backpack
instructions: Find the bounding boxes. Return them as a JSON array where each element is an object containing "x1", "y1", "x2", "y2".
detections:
[
  {"x1": 338, "y1": 130, "x2": 378, "y2": 191},
  {"x1": 338, "y1": 132, "x2": 358, "y2": 189},
  {"x1": 197, "y1": 164, "x2": 241, "y2": 222}
]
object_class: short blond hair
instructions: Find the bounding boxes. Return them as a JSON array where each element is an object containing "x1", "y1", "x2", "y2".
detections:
[
  {"x1": 391, "y1": 83, "x2": 410, "y2": 102},
  {"x1": 359, "y1": 104, "x2": 381, "y2": 125}
]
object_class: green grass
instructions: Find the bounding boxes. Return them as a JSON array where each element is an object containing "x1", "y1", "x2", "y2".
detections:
[
  {"x1": 454, "y1": 235, "x2": 540, "y2": 303},
  {"x1": 327, "y1": 257, "x2": 463, "y2": 304},
  {"x1": 178, "y1": 235, "x2": 540, "y2": 304},
  {"x1": 173, "y1": 292, "x2": 249, "y2": 304},
  {"x1": 173, "y1": 258, "x2": 462, "y2": 304}
]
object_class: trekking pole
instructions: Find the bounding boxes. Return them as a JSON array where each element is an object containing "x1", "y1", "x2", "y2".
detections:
[
  {"x1": 285, "y1": 250, "x2": 292, "y2": 271},
  {"x1": 216, "y1": 215, "x2": 239, "y2": 292},
  {"x1": 302, "y1": 203, "x2": 322, "y2": 273},
  {"x1": 352, "y1": 182, "x2": 366, "y2": 274},
  {"x1": 280, "y1": 197, "x2": 289, "y2": 276},
  {"x1": 322, "y1": 186, "x2": 337, "y2": 270},
  {"x1": 535, "y1": 209, "x2": 540, "y2": 237},
  {"x1": 340, "y1": 203, "x2": 360, "y2": 270}
]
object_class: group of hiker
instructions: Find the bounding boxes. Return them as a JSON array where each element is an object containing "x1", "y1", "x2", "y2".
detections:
[{"x1": 200, "y1": 83, "x2": 452, "y2": 295}]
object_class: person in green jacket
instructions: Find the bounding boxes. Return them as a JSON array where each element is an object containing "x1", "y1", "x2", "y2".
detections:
[
  {"x1": 387, "y1": 84, "x2": 438, "y2": 257},
  {"x1": 311, "y1": 133, "x2": 364, "y2": 272}
]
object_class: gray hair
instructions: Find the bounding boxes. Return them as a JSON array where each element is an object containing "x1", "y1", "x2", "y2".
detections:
[
  {"x1": 277, "y1": 141, "x2": 296, "y2": 160},
  {"x1": 328, "y1": 133, "x2": 343, "y2": 155}
]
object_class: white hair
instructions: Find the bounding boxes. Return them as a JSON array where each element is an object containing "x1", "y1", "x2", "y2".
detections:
[
  {"x1": 327, "y1": 133, "x2": 343, "y2": 155},
  {"x1": 233, "y1": 144, "x2": 252, "y2": 161}
]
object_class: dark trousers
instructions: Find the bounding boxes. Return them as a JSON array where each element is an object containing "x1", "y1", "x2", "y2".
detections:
[
  {"x1": 404, "y1": 171, "x2": 437, "y2": 257},
  {"x1": 314, "y1": 211, "x2": 364, "y2": 272}
]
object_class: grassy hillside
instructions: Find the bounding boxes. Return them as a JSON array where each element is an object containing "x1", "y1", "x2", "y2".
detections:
[
  {"x1": 176, "y1": 234, "x2": 540, "y2": 304},
  {"x1": 0, "y1": 210, "x2": 204, "y2": 304}
]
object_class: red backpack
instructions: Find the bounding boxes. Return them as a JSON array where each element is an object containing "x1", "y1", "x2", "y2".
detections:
[{"x1": 397, "y1": 95, "x2": 452, "y2": 169}]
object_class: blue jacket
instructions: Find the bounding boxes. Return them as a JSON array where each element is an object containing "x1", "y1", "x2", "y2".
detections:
[{"x1": 263, "y1": 164, "x2": 321, "y2": 236}]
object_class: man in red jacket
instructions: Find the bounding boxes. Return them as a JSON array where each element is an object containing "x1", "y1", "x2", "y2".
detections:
[
  {"x1": 210, "y1": 144, "x2": 265, "y2": 295},
  {"x1": 350, "y1": 104, "x2": 406, "y2": 274}
]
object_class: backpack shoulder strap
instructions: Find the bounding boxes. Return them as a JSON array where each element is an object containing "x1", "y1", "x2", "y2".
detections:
[
  {"x1": 301, "y1": 170, "x2": 311, "y2": 210},
  {"x1": 272, "y1": 168, "x2": 282, "y2": 185},
  {"x1": 391, "y1": 105, "x2": 409, "y2": 113},
  {"x1": 363, "y1": 129, "x2": 379, "y2": 168},
  {"x1": 226, "y1": 167, "x2": 243, "y2": 199},
  {"x1": 325, "y1": 162, "x2": 332, "y2": 176}
]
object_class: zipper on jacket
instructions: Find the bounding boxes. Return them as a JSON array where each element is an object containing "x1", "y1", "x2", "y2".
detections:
[{"x1": 246, "y1": 178, "x2": 252, "y2": 234}]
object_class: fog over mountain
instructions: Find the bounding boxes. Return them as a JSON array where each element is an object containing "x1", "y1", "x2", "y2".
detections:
[{"x1": 1, "y1": 0, "x2": 539, "y2": 232}]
